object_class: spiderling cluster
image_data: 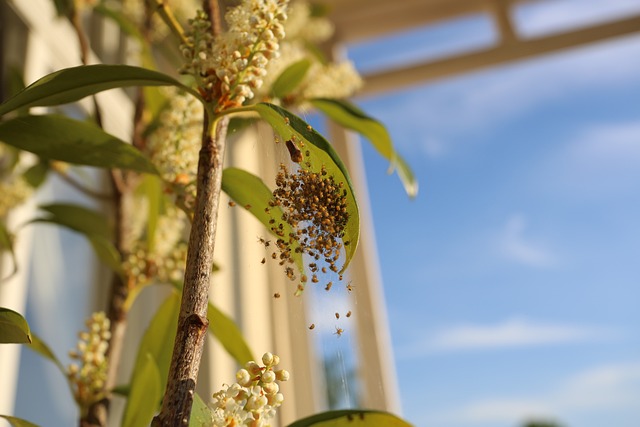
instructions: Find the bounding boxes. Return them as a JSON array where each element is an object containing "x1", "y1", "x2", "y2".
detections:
[{"x1": 261, "y1": 163, "x2": 350, "y2": 294}]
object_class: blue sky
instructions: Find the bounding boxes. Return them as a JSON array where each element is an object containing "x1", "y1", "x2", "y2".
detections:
[{"x1": 346, "y1": 1, "x2": 640, "y2": 426}]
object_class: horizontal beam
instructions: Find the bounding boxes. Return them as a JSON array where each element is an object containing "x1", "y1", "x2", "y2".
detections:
[{"x1": 358, "y1": 14, "x2": 640, "y2": 97}]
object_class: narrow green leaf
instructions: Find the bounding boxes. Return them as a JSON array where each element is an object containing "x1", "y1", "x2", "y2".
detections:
[
  {"x1": 122, "y1": 353, "x2": 162, "y2": 427},
  {"x1": 221, "y1": 167, "x2": 303, "y2": 273},
  {"x1": 0, "y1": 115, "x2": 158, "y2": 173},
  {"x1": 271, "y1": 59, "x2": 312, "y2": 99},
  {"x1": 88, "y1": 235, "x2": 123, "y2": 274},
  {"x1": 22, "y1": 160, "x2": 49, "y2": 188},
  {"x1": 137, "y1": 174, "x2": 164, "y2": 254},
  {"x1": 250, "y1": 103, "x2": 360, "y2": 274},
  {"x1": 130, "y1": 292, "x2": 180, "y2": 395},
  {"x1": 0, "y1": 64, "x2": 195, "y2": 117},
  {"x1": 189, "y1": 393, "x2": 213, "y2": 427},
  {"x1": 207, "y1": 301, "x2": 254, "y2": 365},
  {"x1": 27, "y1": 332, "x2": 65, "y2": 374},
  {"x1": 0, "y1": 221, "x2": 18, "y2": 281},
  {"x1": 286, "y1": 409, "x2": 414, "y2": 427},
  {"x1": 311, "y1": 98, "x2": 418, "y2": 198},
  {"x1": 0, "y1": 415, "x2": 40, "y2": 427},
  {"x1": 0, "y1": 307, "x2": 31, "y2": 344},
  {"x1": 37, "y1": 203, "x2": 112, "y2": 239}
]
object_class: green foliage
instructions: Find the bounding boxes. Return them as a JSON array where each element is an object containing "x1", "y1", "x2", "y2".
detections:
[
  {"x1": 0, "y1": 415, "x2": 40, "y2": 427},
  {"x1": 287, "y1": 409, "x2": 414, "y2": 427},
  {"x1": 137, "y1": 174, "x2": 165, "y2": 254},
  {"x1": 0, "y1": 221, "x2": 17, "y2": 280},
  {"x1": 189, "y1": 393, "x2": 214, "y2": 427},
  {"x1": 0, "y1": 115, "x2": 158, "y2": 173},
  {"x1": 122, "y1": 353, "x2": 162, "y2": 427},
  {"x1": 0, "y1": 307, "x2": 31, "y2": 344},
  {"x1": 0, "y1": 64, "x2": 195, "y2": 117},
  {"x1": 207, "y1": 300, "x2": 254, "y2": 365},
  {"x1": 271, "y1": 59, "x2": 312, "y2": 98},
  {"x1": 22, "y1": 160, "x2": 49, "y2": 188},
  {"x1": 27, "y1": 332, "x2": 66, "y2": 374},
  {"x1": 311, "y1": 98, "x2": 418, "y2": 198},
  {"x1": 221, "y1": 167, "x2": 303, "y2": 273},
  {"x1": 249, "y1": 103, "x2": 360, "y2": 273}
]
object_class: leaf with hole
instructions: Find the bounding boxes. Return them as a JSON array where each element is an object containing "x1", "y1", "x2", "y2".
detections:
[{"x1": 0, "y1": 115, "x2": 158, "y2": 173}]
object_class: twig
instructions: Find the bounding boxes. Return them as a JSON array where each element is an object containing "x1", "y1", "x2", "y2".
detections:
[
  {"x1": 147, "y1": 0, "x2": 191, "y2": 46},
  {"x1": 203, "y1": 0, "x2": 224, "y2": 36},
  {"x1": 152, "y1": 113, "x2": 229, "y2": 426}
]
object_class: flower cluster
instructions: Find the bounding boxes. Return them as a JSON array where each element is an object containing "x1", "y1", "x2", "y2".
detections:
[
  {"x1": 261, "y1": 163, "x2": 349, "y2": 294},
  {"x1": 260, "y1": 1, "x2": 362, "y2": 104},
  {"x1": 181, "y1": 0, "x2": 289, "y2": 111},
  {"x1": 67, "y1": 312, "x2": 111, "y2": 412},
  {"x1": 210, "y1": 352, "x2": 289, "y2": 426}
]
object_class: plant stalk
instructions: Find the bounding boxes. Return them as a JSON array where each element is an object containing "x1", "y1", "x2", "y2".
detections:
[{"x1": 152, "y1": 114, "x2": 229, "y2": 426}]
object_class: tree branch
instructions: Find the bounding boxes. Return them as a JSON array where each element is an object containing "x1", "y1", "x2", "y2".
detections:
[{"x1": 152, "y1": 114, "x2": 229, "y2": 426}]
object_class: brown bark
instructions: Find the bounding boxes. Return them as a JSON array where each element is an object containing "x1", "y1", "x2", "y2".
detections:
[{"x1": 152, "y1": 115, "x2": 229, "y2": 426}]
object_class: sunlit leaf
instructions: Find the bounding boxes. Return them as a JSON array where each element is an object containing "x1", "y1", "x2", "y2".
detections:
[
  {"x1": 0, "y1": 115, "x2": 158, "y2": 174},
  {"x1": 249, "y1": 103, "x2": 360, "y2": 274},
  {"x1": 0, "y1": 221, "x2": 17, "y2": 281},
  {"x1": 189, "y1": 393, "x2": 213, "y2": 427},
  {"x1": 311, "y1": 98, "x2": 418, "y2": 198},
  {"x1": 271, "y1": 59, "x2": 312, "y2": 99},
  {"x1": 0, "y1": 415, "x2": 40, "y2": 427},
  {"x1": 122, "y1": 353, "x2": 162, "y2": 427},
  {"x1": 221, "y1": 167, "x2": 303, "y2": 273},
  {"x1": 207, "y1": 301, "x2": 254, "y2": 365},
  {"x1": 0, "y1": 64, "x2": 196, "y2": 116},
  {"x1": 287, "y1": 409, "x2": 414, "y2": 427},
  {"x1": 130, "y1": 292, "x2": 179, "y2": 395},
  {"x1": 0, "y1": 307, "x2": 31, "y2": 344}
]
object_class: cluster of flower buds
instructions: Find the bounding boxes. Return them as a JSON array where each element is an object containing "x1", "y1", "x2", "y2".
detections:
[
  {"x1": 67, "y1": 312, "x2": 111, "y2": 411},
  {"x1": 210, "y1": 352, "x2": 289, "y2": 426},
  {"x1": 181, "y1": 0, "x2": 289, "y2": 111}
]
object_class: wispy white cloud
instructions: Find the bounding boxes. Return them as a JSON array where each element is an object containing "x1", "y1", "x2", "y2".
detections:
[
  {"x1": 540, "y1": 120, "x2": 640, "y2": 198},
  {"x1": 396, "y1": 317, "x2": 613, "y2": 358},
  {"x1": 499, "y1": 214, "x2": 555, "y2": 267},
  {"x1": 437, "y1": 361, "x2": 640, "y2": 425}
]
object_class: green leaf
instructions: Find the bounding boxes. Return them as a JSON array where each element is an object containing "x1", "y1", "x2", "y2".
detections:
[
  {"x1": 207, "y1": 301, "x2": 254, "y2": 365},
  {"x1": 271, "y1": 59, "x2": 312, "y2": 99},
  {"x1": 130, "y1": 292, "x2": 180, "y2": 396},
  {"x1": 136, "y1": 174, "x2": 165, "y2": 254},
  {"x1": 88, "y1": 235, "x2": 123, "y2": 274},
  {"x1": 0, "y1": 64, "x2": 196, "y2": 117},
  {"x1": 37, "y1": 203, "x2": 112, "y2": 239},
  {"x1": 311, "y1": 98, "x2": 418, "y2": 198},
  {"x1": 189, "y1": 393, "x2": 213, "y2": 427},
  {"x1": 287, "y1": 409, "x2": 414, "y2": 427},
  {"x1": 122, "y1": 353, "x2": 162, "y2": 427},
  {"x1": 250, "y1": 103, "x2": 360, "y2": 274},
  {"x1": 27, "y1": 333, "x2": 65, "y2": 373},
  {"x1": 22, "y1": 160, "x2": 49, "y2": 188},
  {"x1": 0, "y1": 307, "x2": 31, "y2": 344},
  {"x1": 221, "y1": 167, "x2": 303, "y2": 273},
  {"x1": 0, "y1": 221, "x2": 18, "y2": 281},
  {"x1": 0, "y1": 415, "x2": 40, "y2": 427},
  {"x1": 0, "y1": 115, "x2": 158, "y2": 174}
]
